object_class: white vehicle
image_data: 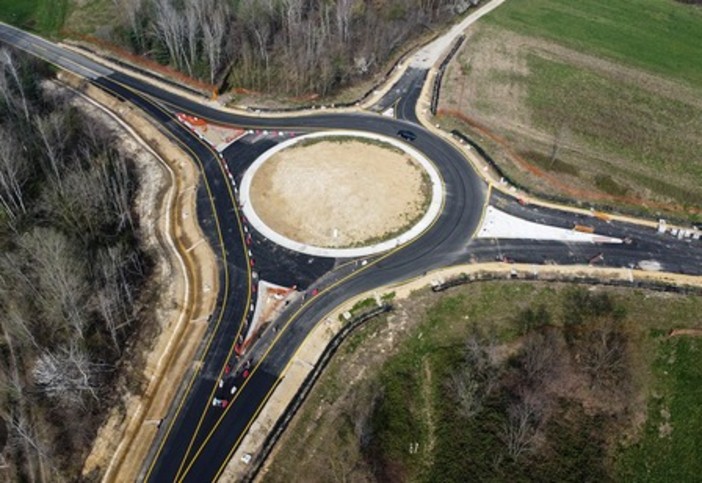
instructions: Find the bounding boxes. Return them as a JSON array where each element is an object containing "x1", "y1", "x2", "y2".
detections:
[
  {"x1": 218, "y1": 378, "x2": 224, "y2": 388},
  {"x1": 230, "y1": 385, "x2": 238, "y2": 395}
]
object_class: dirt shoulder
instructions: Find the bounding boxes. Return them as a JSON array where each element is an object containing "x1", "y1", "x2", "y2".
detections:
[
  {"x1": 54, "y1": 73, "x2": 219, "y2": 482},
  {"x1": 250, "y1": 139, "x2": 430, "y2": 248}
]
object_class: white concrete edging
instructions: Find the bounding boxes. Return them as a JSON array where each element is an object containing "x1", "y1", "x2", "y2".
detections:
[{"x1": 240, "y1": 130, "x2": 444, "y2": 258}]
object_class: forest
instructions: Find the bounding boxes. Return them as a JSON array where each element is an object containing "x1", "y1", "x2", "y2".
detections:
[
  {"x1": 0, "y1": 50, "x2": 152, "y2": 480},
  {"x1": 110, "y1": 0, "x2": 482, "y2": 96}
]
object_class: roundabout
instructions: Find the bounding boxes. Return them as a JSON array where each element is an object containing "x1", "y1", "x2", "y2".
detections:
[
  {"x1": 240, "y1": 131, "x2": 444, "y2": 257},
  {"x1": 8, "y1": 17, "x2": 700, "y2": 483}
]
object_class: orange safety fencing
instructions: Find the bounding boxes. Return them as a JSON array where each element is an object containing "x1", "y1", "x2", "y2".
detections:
[
  {"x1": 234, "y1": 286, "x2": 295, "y2": 356},
  {"x1": 232, "y1": 87, "x2": 261, "y2": 96},
  {"x1": 437, "y1": 109, "x2": 700, "y2": 217},
  {"x1": 292, "y1": 92, "x2": 320, "y2": 102},
  {"x1": 176, "y1": 113, "x2": 207, "y2": 126},
  {"x1": 63, "y1": 32, "x2": 274, "y2": 100}
]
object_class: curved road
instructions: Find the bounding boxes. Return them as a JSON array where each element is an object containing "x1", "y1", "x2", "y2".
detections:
[{"x1": 2, "y1": 21, "x2": 702, "y2": 483}]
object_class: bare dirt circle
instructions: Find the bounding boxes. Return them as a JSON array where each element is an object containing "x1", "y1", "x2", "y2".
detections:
[{"x1": 248, "y1": 137, "x2": 431, "y2": 248}]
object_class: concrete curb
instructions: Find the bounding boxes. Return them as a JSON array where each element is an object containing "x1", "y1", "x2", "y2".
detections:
[
  {"x1": 243, "y1": 262, "x2": 702, "y2": 482},
  {"x1": 239, "y1": 131, "x2": 445, "y2": 258}
]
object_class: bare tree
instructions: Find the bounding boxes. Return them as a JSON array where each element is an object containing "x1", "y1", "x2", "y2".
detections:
[
  {"x1": 448, "y1": 330, "x2": 501, "y2": 418},
  {"x1": 34, "y1": 110, "x2": 70, "y2": 193},
  {"x1": 0, "y1": 49, "x2": 30, "y2": 121},
  {"x1": 33, "y1": 344, "x2": 99, "y2": 407},
  {"x1": 113, "y1": 0, "x2": 146, "y2": 50},
  {"x1": 581, "y1": 321, "x2": 628, "y2": 389},
  {"x1": 501, "y1": 390, "x2": 544, "y2": 460},
  {"x1": 183, "y1": 2, "x2": 200, "y2": 77},
  {"x1": 94, "y1": 243, "x2": 139, "y2": 352},
  {"x1": 448, "y1": 368, "x2": 483, "y2": 418},
  {"x1": 336, "y1": 0, "x2": 353, "y2": 43},
  {"x1": 202, "y1": 3, "x2": 229, "y2": 84},
  {"x1": 18, "y1": 227, "x2": 88, "y2": 341},
  {"x1": 103, "y1": 150, "x2": 134, "y2": 231},
  {"x1": 519, "y1": 330, "x2": 562, "y2": 388},
  {"x1": 0, "y1": 129, "x2": 28, "y2": 220},
  {"x1": 0, "y1": 48, "x2": 149, "y2": 481},
  {"x1": 0, "y1": 312, "x2": 47, "y2": 482},
  {"x1": 152, "y1": 0, "x2": 186, "y2": 71},
  {"x1": 2, "y1": 300, "x2": 40, "y2": 350},
  {"x1": 120, "y1": 0, "x2": 486, "y2": 95}
]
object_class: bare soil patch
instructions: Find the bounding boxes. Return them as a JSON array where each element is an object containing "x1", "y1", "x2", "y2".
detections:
[
  {"x1": 439, "y1": 23, "x2": 702, "y2": 216},
  {"x1": 250, "y1": 139, "x2": 430, "y2": 248}
]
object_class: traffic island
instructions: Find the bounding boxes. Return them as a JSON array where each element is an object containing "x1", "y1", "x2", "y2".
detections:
[{"x1": 241, "y1": 131, "x2": 444, "y2": 257}]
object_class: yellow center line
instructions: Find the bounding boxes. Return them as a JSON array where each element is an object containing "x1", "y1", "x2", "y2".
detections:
[
  {"x1": 209, "y1": 182, "x2": 451, "y2": 480},
  {"x1": 168, "y1": 141, "x2": 253, "y2": 482},
  {"x1": 90, "y1": 82, "x2": 253, "y2": 481},
  {"x1": 0, "y1": 39, "x2": 471, "y2": 480},
  {"x1": 177, "y1": 158, "x2": 449, "y2": 482},
  {"x1": 110, "y1": 92, "x2": 255, "y2": 481}
]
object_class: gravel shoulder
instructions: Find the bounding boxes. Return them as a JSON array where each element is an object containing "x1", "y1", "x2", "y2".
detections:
[{"x1": 54, "y1": 73, "x2": 219, "y2": 483}]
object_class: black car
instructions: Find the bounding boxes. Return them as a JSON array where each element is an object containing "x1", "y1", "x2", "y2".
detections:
[{"x1": 397, "y1": 129, "x2": 417, "y2": 141}]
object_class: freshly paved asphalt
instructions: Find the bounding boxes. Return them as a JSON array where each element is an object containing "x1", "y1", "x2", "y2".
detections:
[{"x1": 2, "y1": 21, "x2": 701, "y2": 482}]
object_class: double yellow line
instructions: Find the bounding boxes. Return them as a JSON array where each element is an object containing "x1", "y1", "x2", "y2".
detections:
[
  {"x1": 18, "y1": 43, "x2": 256, "y2": 479},
  {"x1": 3, "y1": 34, "x2": 481, "y2": 481},
  {"x1": 127, "y1": 92, "x2": 462, "y2": 481},
  {"x1": 0, "y1": 33, "x2": 248, "y2": 480}
]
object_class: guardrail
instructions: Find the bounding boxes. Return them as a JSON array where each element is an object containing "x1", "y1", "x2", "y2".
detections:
[
  {"x1": 68, "y1": 42, "x2": 208, "y2": 97},
  {"x1": 430, "y1": 34, "x2": 465, "y2": 115},
  {"x1": 430, "y1": 270, "x2": 702, "y2": 296},
  {"x1": 244, "y1": 268, "x2": 702, "y2": 481},
  {"x1": 448, "y1": 129, "x2": 700, "y2": 227},
  {"x1": 243, "y1": 303, "x2": 393, "y2": 482}
]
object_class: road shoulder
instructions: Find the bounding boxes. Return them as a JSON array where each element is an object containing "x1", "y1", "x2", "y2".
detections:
[{"x1": 54, "y1": 72, "x2": 220, "y2": 482}]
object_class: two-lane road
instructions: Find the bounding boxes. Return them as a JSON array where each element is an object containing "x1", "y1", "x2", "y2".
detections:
[{"x1": 2, "y1": 21, "x2": 701, "y2": 483}]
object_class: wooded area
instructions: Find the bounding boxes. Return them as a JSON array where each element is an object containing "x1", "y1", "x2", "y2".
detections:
[
  {"x1": 368, "y1": 288, "x2": 639, "y2": 482},
  {"x1": 111, "y1": 0, "x2": 481, "y2": 95},
  {"x1": 0, "y1": 49, "x2": 151, "y2": 481}
]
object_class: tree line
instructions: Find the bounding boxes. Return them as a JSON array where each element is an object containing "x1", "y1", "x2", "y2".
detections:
[
  {"x1": 111, "y1": 0, "x2": 482, "y2": 96},
  {"x1": 0, "y1": 49, "x2": 151, "y2": 481}
]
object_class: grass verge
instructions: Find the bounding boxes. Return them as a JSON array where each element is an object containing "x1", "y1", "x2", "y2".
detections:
[
  {"x1": 0, "y1": 0, "x2": 69, "y2": 36},
  {"x1": 615, "y1": 336, "x2": 702, "y2": 481},
  {"x1": 263, "y1": 282, "x2": 702, "y2": 482}
]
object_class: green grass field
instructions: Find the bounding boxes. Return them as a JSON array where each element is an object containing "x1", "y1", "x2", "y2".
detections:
[
  {"x1": 524, "y1": 54, "x2": 702, "y2": 205},
  {"x1": 264, "y1": 283, "x2": 702, "y2": 482},
  {"x1": 616, "y1": 336, "x2": 702, "y2": 481},
  {"x1": 0, "y1": 0, "x2": 69, "y2": 36},
  {"x1": 440, "y1": 0, "x2": 702, "y2": 218},
  {"x1": 485, "y1": 0, "x2": 702, "y2": 89}
]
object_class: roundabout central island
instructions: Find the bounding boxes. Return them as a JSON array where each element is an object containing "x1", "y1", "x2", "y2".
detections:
[{"x1": 240, "y1": 131, "x2": 445, "y2": 257}]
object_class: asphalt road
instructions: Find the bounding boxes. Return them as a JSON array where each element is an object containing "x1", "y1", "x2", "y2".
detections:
[
  {"x1": 2, "y1": 21, "x2": 701, "y2": 482},
  {"x1": 0, "y1": 23, "x2": 485, "y2": 481}
]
